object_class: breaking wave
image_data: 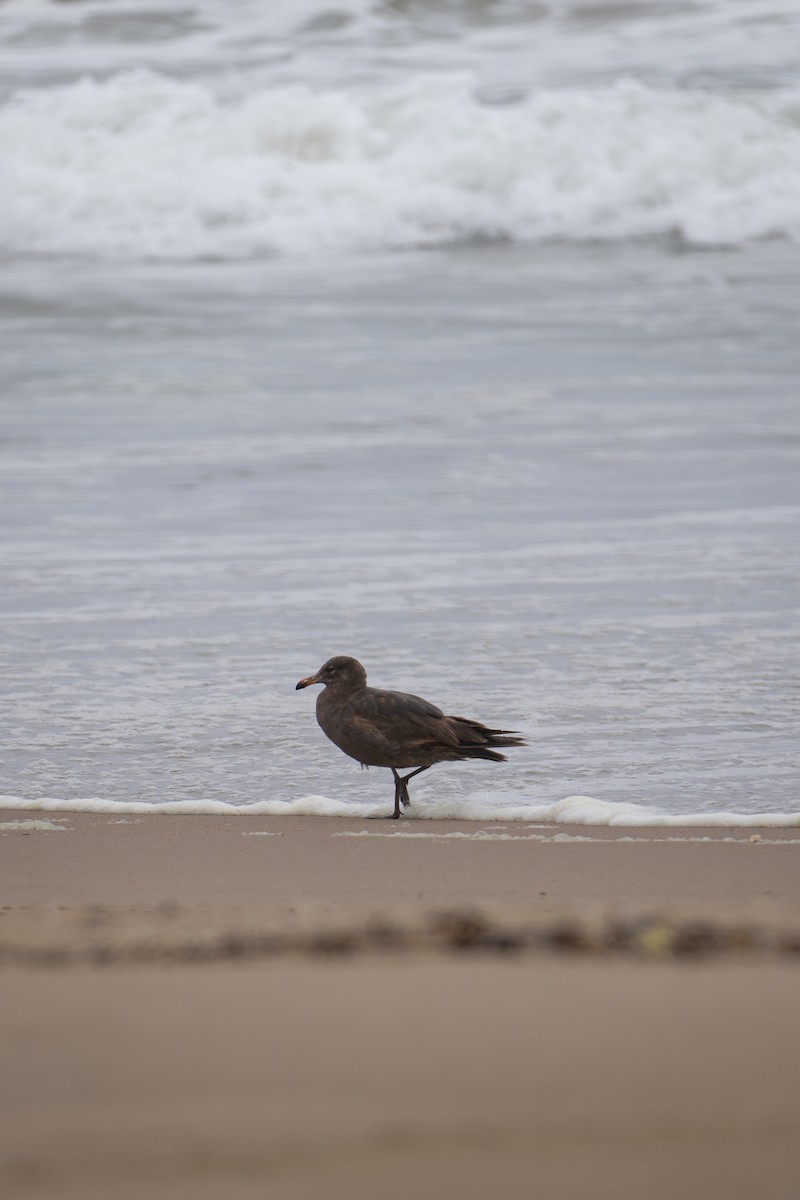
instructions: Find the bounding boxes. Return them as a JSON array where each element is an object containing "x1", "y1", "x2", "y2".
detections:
[{"x1": 3, "y1": 70, "x2": 800, "y2": 259}]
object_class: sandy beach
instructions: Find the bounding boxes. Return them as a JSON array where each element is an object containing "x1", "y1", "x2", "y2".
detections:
[{"x1": 2, "y1": 812, "x2": 799, "y2": 1199}]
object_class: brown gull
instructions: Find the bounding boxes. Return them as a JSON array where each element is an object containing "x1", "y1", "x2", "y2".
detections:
[{"x1": 296, "y1": 655, "x2": 525, "y2": 818}]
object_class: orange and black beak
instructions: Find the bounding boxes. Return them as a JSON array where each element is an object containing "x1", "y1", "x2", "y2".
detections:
[{"x1": 295, "y1": 672, "x2": 321, "y2": 690}]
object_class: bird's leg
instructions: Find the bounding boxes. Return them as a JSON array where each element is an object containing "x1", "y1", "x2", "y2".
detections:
[
  {"x1": 397, "y1": 765, "x2": 430, "y2": 809},
  {"x1": 385, "y1": 766, "x2": 430, "y2": 817},
  {"x1": 388, "y1": 769, "x2": 403, "y2": 820}
]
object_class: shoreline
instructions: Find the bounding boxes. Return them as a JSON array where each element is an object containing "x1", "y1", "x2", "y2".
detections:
[
  {"x1": 2, "y1": 811, "x2": 798, "y2": 963},
  {"x1": 3, "y1": 794, "x2": 800, "y2": 826}
]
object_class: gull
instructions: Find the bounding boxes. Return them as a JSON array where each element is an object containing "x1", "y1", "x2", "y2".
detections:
[{"x1": 296, "y1": 656, "x2": 525, "y2": 818}]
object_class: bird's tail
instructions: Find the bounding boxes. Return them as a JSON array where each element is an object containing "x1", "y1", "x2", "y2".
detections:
[
  {"x1": 454, "y1": 722, "x2": 526, "y2": 762},
  {"x1": 461, "y1": 746, "x2": 509, "y2": 762}
]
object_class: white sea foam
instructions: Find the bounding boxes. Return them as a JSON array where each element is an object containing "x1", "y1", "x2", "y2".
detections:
[
  {"x1": 334, "y1": 831, "x2": 800, "y2": 844},
  {"x1": 3, "y1": 71, "x2": 800, "y2": 259},
  {"x1": 0, "y1": 818, "x2": 70, "y2": 832},
  {"x1": 1, "y1": 794, "x2": 798, "y2": 827}
]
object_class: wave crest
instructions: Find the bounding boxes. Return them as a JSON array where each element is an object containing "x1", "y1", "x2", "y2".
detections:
[{"x1": 3, "y1": 71, "x2": 800, "y2": 258}]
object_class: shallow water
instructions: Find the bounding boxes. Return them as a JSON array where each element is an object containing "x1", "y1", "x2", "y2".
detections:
[
  {"x1": 3, "y1": 244, "x2": 799, "y2": 820},
  {"x1": 1, "y1": 2, "x2": 799, "y2": 822}
]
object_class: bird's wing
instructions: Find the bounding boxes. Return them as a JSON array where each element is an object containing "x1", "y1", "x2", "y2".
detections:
[
  {"x1": 377, "y1": 688, "x2": 444, "y2": 719},
  {"x1": 357, "y1": 688, "x2": 460, "y2": 748}
]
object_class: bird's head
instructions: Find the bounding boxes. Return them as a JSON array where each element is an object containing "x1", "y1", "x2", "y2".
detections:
[{"x1": 295, "y1": 656, "x2": 368, "y2": 692}]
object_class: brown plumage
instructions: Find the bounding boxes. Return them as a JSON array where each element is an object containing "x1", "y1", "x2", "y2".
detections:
[{"x1": 295, "y1": 655, "x2": 525, "y2": 818}]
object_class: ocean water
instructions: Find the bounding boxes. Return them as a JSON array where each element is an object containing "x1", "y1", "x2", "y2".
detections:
[{"x1": 2, "y1": 0, "x2": 799, "y2": 824}]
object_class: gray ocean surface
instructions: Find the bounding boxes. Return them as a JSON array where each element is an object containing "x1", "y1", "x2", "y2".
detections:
[{"x1": 2, "y1": 1, "x2": 799, "y2": 821}]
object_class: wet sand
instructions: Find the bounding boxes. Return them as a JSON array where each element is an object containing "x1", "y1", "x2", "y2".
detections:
[{"x1": 2, "y1": 812, "x2": 799, "y2": 1199}]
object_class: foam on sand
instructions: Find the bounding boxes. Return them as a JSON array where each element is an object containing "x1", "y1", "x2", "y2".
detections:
[
  {"x1": 333, "y1": 830, "x2": 800, "y2": 844},
  {"x1": 0, "y1": 818, "x2": 70, "y2": 833},
  {"x1": 1, "y1": 793, "x2": 798, "y2": 827}
]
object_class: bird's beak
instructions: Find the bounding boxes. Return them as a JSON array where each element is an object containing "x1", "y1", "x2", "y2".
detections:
[{"x1": 295, "y1": 673, "x2": 321, "y2": 690}]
